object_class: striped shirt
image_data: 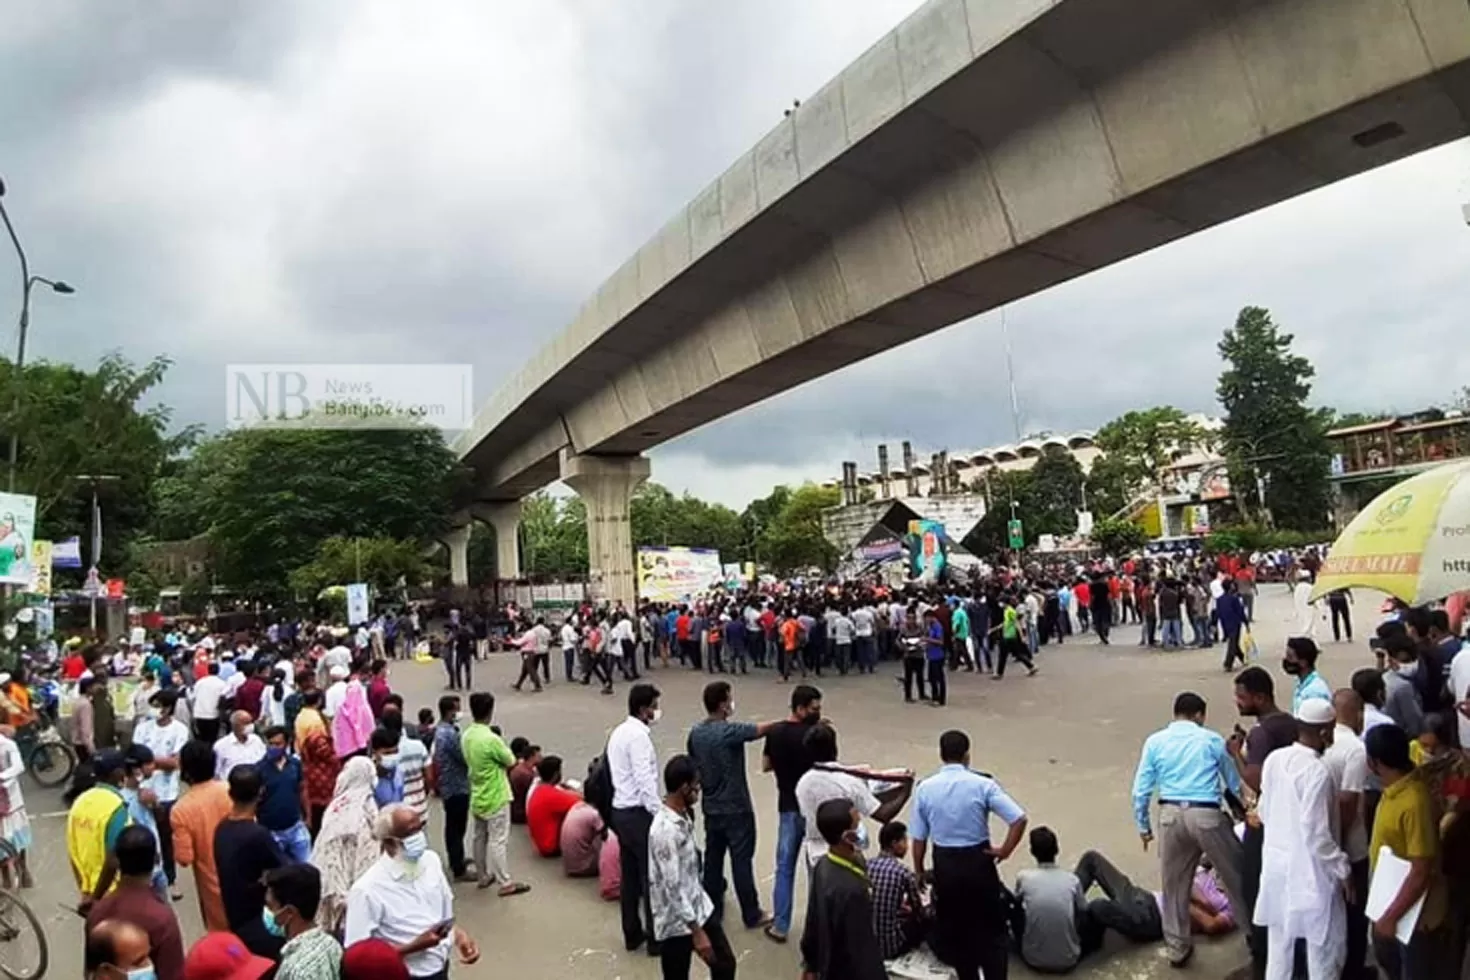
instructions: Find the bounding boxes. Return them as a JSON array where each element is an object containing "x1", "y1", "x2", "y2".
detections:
[{"x1": 276, "y1": 927, "x2": 343, "y2": 980}]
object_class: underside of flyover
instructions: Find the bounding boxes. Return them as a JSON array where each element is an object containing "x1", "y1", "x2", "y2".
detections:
[{"x1": 451, "y1": 0, "x2": 1470, "y2": 597}]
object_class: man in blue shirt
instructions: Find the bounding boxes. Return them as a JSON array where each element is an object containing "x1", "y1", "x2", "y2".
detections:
[
  {"x1": 1131, "y1": 692, "x2": 1247, "y2": 968},
  {"x1": 910, "y1": 730, "x2": 1027, "y2": 980},
  {"x1": 254, "y1": 726, "x2": 311, "y2": 862},
  {"x1": 923, "y1": 609, "x2": 948, "y2": 707}
]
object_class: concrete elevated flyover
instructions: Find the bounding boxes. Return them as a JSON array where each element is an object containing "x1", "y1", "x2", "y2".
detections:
[{"x1": 452, "y1": 0, "x2": 1470, "y2": 601}]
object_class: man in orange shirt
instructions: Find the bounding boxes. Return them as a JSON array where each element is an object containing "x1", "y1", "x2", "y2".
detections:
[
  {"x1": 779, "y1": 612, "x2": 801, "y2": 683},
  {"x1": 169, "y1": 740, "x2": 233, "y2": 932}
]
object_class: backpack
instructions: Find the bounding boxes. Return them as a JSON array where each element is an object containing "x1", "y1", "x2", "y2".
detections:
[{"x1": 584, "y1": 738, "x2": 615, "y2": 823}]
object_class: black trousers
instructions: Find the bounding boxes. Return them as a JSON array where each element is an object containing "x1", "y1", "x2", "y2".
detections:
[
  {"x1": 902, "y1": 658, "x2": 927, "y2": 701},
  {"x1": 513, "y1": 653, "x2": 542, "y2": 690},
  {"x1": 927, "y1": 659, "x2": 947, "y2": 706},
  {"x1": 156, "y1": 800, "x2": 177, "y2": 885},
  {"x1": 702, "y1": 812, "x2": 761, "y2": 926},
  {"x1": 443, "y1": 793, "x2": 470, "y2": 877},
  {"x1": 1073, "y1": 850, "x2": 1162, "y2": 942},
  {"x1": 659, "y1": 917, "x2": 736, "y2": 980},
  {"x1": 932, "y1": 843, "x2": 1009, "y2": 980},
  {"x1": 1346, "y1": 857, "x2": 1370, "y2": 979},
  {"x1": 194, "y1": 718, "x2": 220, "y2": 743},
  {"x1": 611, "y1": 807, "x2": 656, "y2": 951},
  {"x1": 1242, "y1": 821, "x2": 1266, "y2": 977},
  {"x1": 995, "y1": 637, "x2": 1034, "y2": 678},
  {"x1": 1330, "y1": 601, "x2": 1353, "y2": 641}
]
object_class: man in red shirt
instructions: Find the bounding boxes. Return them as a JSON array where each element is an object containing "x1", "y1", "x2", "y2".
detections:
[
  {"x1": 366, "y1": 659, "x2": 392, "y2": 719},
  {"x1": 526, "y1": 756, "x2": 582, "y2": 857},
  {"x1": 234, "y1": 662, "x2": 268, "y2": 723},
  {"x1": 674, "y1": 607, "x2": 694, "y2": 666}
]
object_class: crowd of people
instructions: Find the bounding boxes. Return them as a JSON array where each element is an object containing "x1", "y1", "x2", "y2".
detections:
[{"x1": 22, "y1": 543, "x2": 1468, "y2": 980}]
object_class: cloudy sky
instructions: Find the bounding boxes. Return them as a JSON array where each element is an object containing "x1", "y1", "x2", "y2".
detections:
[{"x1": 3, "y1": 0, "x2": 1469, "y2": 510}]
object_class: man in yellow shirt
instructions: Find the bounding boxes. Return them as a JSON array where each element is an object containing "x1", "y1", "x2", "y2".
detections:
[
  {"x1": 1363, "y1": 725, "x2": 1447, "y2": 978},
  {"x1": 66, "y1": 749, "x2": 131, "y2": 911}
]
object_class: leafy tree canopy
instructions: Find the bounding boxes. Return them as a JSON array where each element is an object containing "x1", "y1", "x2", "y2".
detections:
[
  {"x1": 288, "y1": 536, "x2": 434, "y2": 598},
  {"x1": 1217, "y1": 306, "x2": 1332, "y2": 532}
]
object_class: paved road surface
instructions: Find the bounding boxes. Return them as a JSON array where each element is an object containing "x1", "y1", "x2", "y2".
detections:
[{"x1": 23, "y1": 585, "x2": 1377, "y2": 979}]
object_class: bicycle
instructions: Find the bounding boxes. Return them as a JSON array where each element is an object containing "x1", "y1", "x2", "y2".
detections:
[
  {"x1": 0, "y1": 838, "x2": 46, "y2": 980},
  {"x1": 13, "y1": 719, "x2": 74, "y2": 790}
]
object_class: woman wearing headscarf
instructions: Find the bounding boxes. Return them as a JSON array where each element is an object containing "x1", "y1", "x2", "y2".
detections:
[
  {"x1": 331, "y1": 667, "x2": 374, "y2": 761},
  {"x1": 310, "y1": 756, "x2": 380, "y2": 937},
  {"x1": 296, "y1": 690, "x2": 339, "y2": 838}
]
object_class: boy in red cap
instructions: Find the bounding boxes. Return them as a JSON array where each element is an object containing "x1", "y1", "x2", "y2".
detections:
[{"x1": 183, "y1": 933, "x2": 273, "y2": 980}]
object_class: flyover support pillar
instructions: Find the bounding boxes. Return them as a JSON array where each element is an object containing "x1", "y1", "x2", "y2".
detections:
[
  {"x1": 474, "y1": 501, "x2": 523, "y2": 580},
  {"x1": 441, "y1": 524, "x2": 472, "y2": 588},
  {"x1": 560, "y1": 451, "x2": 649, "y2": 608}
]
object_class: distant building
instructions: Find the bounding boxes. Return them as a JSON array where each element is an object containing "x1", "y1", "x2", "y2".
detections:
[
  {"x1": 1328, "y1": 412, "x2": 1470, "y2": 481},
  {"x1": 137, "y1": 535, "x2": 213, "y2": 587}
]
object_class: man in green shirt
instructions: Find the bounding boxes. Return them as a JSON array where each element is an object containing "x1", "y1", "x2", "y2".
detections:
[
  {"x1": 996, "y1": 595, "x2": 1038, "y2": 681},
  {"x1": 950, "y1": 602, "x2": 973, "y2": 671},
  {"x1": 461, "y1": 692, "x2": 530, "y2": 897}
]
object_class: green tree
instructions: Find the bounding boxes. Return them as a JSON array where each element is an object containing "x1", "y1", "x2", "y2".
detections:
[
  {"x1": 630, "y1": 483, "x2": 744, "y2": 556},
  {"x1": 1083, "y1": 452, "x2": 1135, "y2": 519},
  {"x1": 739, "y1": 485, "x2": 793, "y2": 566},
  {"x1": 962, "y1": 469, "x2": 1033, "y2": 556},
  {"x1": 154, "y1": 427, "x2": 468, "y2": 596},
  {"x1": 756, "y1": 484, "x2": 840, "y2": 575},
  {"x1": 1026, "y1": 447, "x2": 1085, "y2": 537},
  {"x1": 1093, "y1": 406, "x2": 1206, "y2": 495},
  {"x1": 518, "y1": 492, "x2": 589, "y2": 580},
  {"x1": 288, "y1": 536, "x2": 434, "y2": 598},
  {"x1": 1091, "y1": 517, "x2": 1149, "y2": 555},
  {"x1": 1217, "y1": 307, "x2": 1332, "y2": 531},
  {"x1": 0, "y1": 353, "x2": 197, "y2": 558}
]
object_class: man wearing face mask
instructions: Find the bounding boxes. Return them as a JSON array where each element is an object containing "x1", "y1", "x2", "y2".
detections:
[
  {"x1": 799, "y1": 798, "x2": 888, "y2": 980},
  {"x1": 1380, "y1": 636, "x2": 1427, "y2": 736},
  {"x1": 607, "y1": 683, "x2": 664, "y2": 955},
  {"x1": 686, "y1": 681, "x2": 782, "y2": 932},
  {"x1": 264, "y1": 863, "x2": 342, "y2": 980},
  {"x1": 1252, "y1": 698, "x2": 1351, "y2": 980},
  {"x1": 84, "y1": 827, "x2": 186, "y2": 980},
  {"x1": 371, "y1": 728, "x2": 406, "y2": 808},
  {"x1": 84, "y1": 919, "x2": 164, "y2": 980},
  {"x1": 344, "y1": 804, "x2": 481, "y2": 980},
  {"x1": 213, "y1": 711, "x2": 267, "y2": 783},
  {"x1": 131, "y1": 689, "x2": 189, "y2": 899},
  {"x1": 649, "y1": 755, "x2": 738, "y2": 980},
  {"x1": 255, "y1": 726, "x2": 311, "y2": 863},
  {"x1": 760, "y1": 685, "x2": 823, "y2": 944},
  {"x1": 1283, "y1": 638, "x2": 1331, "y2": 715}
]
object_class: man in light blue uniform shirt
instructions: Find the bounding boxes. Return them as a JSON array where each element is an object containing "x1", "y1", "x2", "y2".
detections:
[
  {"x1": 1132, "y1": 692, "x2": 1247, "y2": 968},
  {"x1": 910, "y1": 730, "x2": 1027, "y2": 980}
]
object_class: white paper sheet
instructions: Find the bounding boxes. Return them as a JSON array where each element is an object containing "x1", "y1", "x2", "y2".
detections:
[{"x1": 1365, "y1": 845, "x2": 1426, "y2": 945}]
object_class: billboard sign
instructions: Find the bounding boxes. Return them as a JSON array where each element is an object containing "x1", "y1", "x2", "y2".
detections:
[
  {"x1": 637, "y1": 547, "x2": 723, "y2": 603},
  {"x1": 0, "y1": 492, "x2": 37, "y2": 587}
]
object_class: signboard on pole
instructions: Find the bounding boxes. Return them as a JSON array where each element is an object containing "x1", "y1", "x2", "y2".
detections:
[
  {"x1": 52, "y1": 536, "x2": 83, "y2": 568},
  {"x1": 105, "y1": 578, "x2": 126, "y2": 600},
  {"x1": 28, "y1": 541, "x2": 52, "y2": 596},
  {"x1": 345, "y1": 583, "x2": 370, "y2": 625},
  {"x1": 0, "y1": 492, "x2": 38, "y2": 586},
  {"x1": 1007, "y1": 518, "x2": 1025, "y2": 550},
  {"x1": 83, "y1": 566, "x2": 102, "y2": 596}
]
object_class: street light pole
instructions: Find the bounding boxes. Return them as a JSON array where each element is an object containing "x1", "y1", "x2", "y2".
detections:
[
  {"x1": 75, "y1": 473, "x2": 120, "y2": 635},
  {"x1": 0, "y1": 179, "x2": 75, "y2": 492}
]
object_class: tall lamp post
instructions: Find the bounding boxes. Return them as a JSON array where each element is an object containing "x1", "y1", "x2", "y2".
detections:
[
  {"x1": 0, "y1": 178, "x2": 76, "y2": 492},
  {"x1": 75, "y1": 473, "x2": 121, "y2": 634}
]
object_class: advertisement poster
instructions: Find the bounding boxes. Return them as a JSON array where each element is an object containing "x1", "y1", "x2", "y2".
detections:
[
  {"x1": 345, "y1": 582, "x2": 370, "y2": 625},
  {"x1": 637, "y1": 546, "x2": 723, "y2": 602},
  {"x1": 904, "y1": 519, "x2": 948, "y2": 584},
  {"x1": 29, "y1": 541, "x2": 52, "y2": 596},
  {"x1": 0, "y1": 492, "x2": 36, "y2": 587}
]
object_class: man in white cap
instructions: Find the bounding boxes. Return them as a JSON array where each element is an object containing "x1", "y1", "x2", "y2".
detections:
[
  {"x1": 324, "y1": 664, "x2": 350, "y2": 722},
  {"x1": 1252, "y1": 697, "x2": 1351, "y2": 980},
  {"x1": 1292, "y1": 570, "x2": 1318, "y2": 639}
]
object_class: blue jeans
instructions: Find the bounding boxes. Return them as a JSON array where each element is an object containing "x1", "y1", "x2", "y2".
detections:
[
  {"x1": 772, "y1": 811, "x2": 805, "y2": 936},
  {"x1": 1160, "y1": 618, "x2": 1183, "y2": 647},
  {"x1": 271, "y1": 820, "x2": 312, "y2": 863},
  {"x1": 854, "y1": 635, "x2": 875, "y2": 673},
  {"x1": 702, "y1": 812, "x2": 762, "y2": 927}
]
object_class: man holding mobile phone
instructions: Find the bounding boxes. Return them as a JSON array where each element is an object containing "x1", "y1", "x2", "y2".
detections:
[{"x1": 344, "y1": 804, "x2": 480, "y2": 979}]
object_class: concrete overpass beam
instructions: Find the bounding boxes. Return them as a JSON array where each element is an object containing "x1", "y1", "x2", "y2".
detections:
[
  {"x1": 559, "y1": 451, "x2": 650, "y2": 608},
  {"x1": 440, "y1": 524, "x2": 473, "y2": 588}
]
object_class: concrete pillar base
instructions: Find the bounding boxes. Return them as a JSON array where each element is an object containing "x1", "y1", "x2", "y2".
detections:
[
  {"x1": 472, "y1": 501, "x2": 523, "y2": 580},
  {"x1": 559, "y1": 450, "x2": 650, "y2": 607},
  {"x1": 440, "y1": 524, "x2": 473, "y2": 588}
]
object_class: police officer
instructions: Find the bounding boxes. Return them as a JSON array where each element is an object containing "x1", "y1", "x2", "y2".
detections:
[{"x1": 910, "y1": 730, "x2": 1027, "y2": 980}]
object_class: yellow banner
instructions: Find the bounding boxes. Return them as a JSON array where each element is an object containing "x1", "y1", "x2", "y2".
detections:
[{"x1": 28, "y1": 541, "x2": 51, "y2": 596}]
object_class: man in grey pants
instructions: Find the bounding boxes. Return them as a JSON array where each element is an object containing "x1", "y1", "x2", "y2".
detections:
[{"x1": 1131, "y1": 691, "x2": 1248, "y2": 968}]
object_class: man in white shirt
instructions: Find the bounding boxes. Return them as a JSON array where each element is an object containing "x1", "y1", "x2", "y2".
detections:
[
  {"x1": 793, "y1": 723, "x2": 911, "y2": 867},
  {"x1": 213, "y1": 710, "x2": 267, "y2": 782},
  {"x1": 1323, "y1": 689, "x2": 1371, "y2": 980},
  {"x1": 1450, "y1": 646, "x2": 1470, "y2": 749},
  {"x1": 1253, "y1": 699, "x2": 1350, "y2": 980},
  {"x1": 559, "y1": 621, "x2": 579, "y2": 682},
  {"x1": 606, "y1": 683, "x2": 662, "y2": 955},
  {"x1": 345, "y1": 804, "x2": 479, "y2": 979},
  {"x1": 1292, "y1": 571, "x2": 1318, "y2": 639},
  {"x1": 324, "y1": 665, "x2": 350, "y2": 720},
  {"x1": 611, "y1": 615, "x2": 637, "y2": 680},
  {"x1": 130, "y1": 688, "x2": 191, "y2": 899},
  {"x1": 190, "y1": 664, "x2": 228, "y2": 743},
  {"x1": 851, "y1": 604, "x2": 875, "y2": 673}
]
